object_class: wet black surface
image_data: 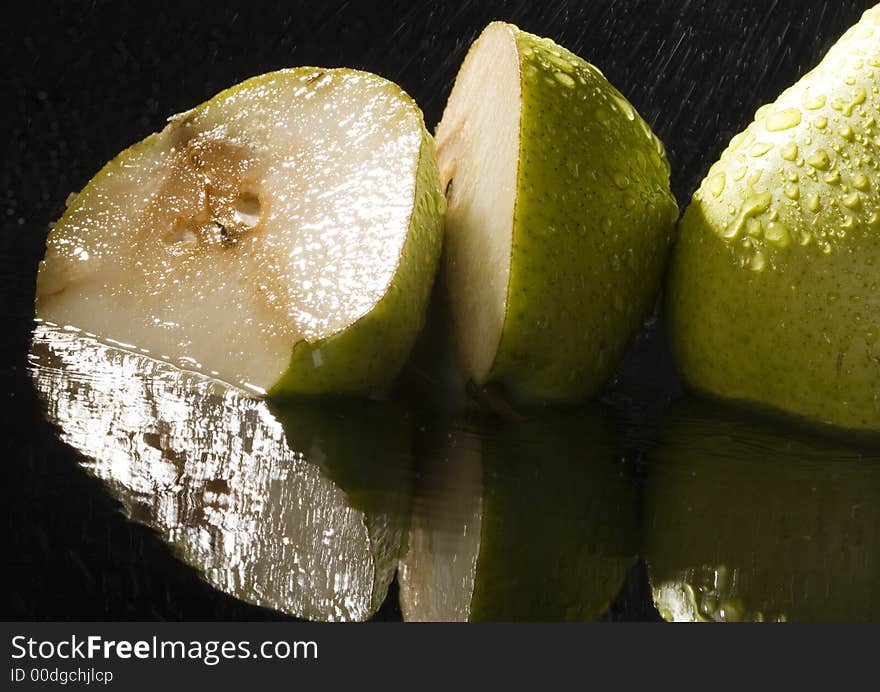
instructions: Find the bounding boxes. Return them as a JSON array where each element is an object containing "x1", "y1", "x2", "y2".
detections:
[{"x1": 3, "y1": 0, "x2": 880, "y2": 621}]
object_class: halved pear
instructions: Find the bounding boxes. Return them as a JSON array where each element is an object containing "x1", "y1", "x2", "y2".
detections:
[
  {"x1": 436, "y1": 22, "x2": 678, "y2": 403},
  {"x1": 36, "y1": 68, "x2": 445, "y2": 397},
  {"x1": 29, "y1": 324, "x2": 413, "y2": 621}
]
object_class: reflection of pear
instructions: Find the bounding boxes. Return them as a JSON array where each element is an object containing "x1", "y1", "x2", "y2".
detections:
[
  {"x1": 29, "y1": 323, "x2": 412, "y2": 622},
  {"x1": 644, "y1": 398, "x2": 880, "y2": 622},
  {"x1": 399, "y1": 407, "x2": 637, "y2": 621}
]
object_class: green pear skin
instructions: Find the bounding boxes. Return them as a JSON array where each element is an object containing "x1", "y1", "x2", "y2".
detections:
[
  {"x1": 667, "y1": 6, "x2": 880, "y2": 431},
  {"x1": 438, "y1": 23, "x2": 678, "y2": 404},
  {"x1": 36, "y1": 68, "x2": 445, "y2": 399}
]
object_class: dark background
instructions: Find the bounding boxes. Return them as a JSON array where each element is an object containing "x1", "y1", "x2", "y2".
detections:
[{"x1": 1, "y1": 0, "x2": 876, "y2": 620}]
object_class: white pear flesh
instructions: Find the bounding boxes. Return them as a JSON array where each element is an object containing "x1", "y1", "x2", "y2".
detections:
[
  {"x1": 36, "y1": 68, "x2": 442, "y2": 396},
  {"x1": 436, "y1": 24, "x2": 521, "y2": 381}
]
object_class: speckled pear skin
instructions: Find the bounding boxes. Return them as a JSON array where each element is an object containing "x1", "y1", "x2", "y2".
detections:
[
  {"x1": 668, "y1": 5, "x2": 880, "y2": 431},
  {"x1": 269, "y1": 130, "x2": 445, "y2": 398},
  {"x1": 489, "y1": 27, "x2": 678, "y2": 403}
]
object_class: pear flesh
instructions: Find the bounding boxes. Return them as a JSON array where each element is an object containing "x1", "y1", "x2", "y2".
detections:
[
  {"x1": 437, "y1": 22, "x2": 678, "y2": 403},
  {"x1": 36, "y1": 68, "x2": 444, "y2": 397},
  {"x1": 667, "y1": 6, "x2": 880, "y2": 430}
]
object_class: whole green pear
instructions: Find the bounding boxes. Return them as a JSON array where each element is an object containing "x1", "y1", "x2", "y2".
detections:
[{"x1": 668, "y1": 5, "x2": 880, "y2": 431}]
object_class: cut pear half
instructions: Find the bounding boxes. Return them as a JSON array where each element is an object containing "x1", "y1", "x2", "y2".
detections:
[
  {"x1": 437, "y1": 22, "x2": 677, "y2": 403},
  {"x1": 36, "y1": 68, "x2": 445, "y2": 397}
]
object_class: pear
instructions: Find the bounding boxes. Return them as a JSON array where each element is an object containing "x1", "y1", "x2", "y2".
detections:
[
  {"x1": 35, "y1": 68, "x2": 445, "y2": 398},
  {"x1": 398, "y1": 407, "x2": 637, "y2": 621},
  {"x1": 29, "y1": 324, "x2": 413, "y2": 621},
  {"x1": 644, "y1": 399, "x2": 880, "y2": 622},
  {"x1": 667, "y1": 6, "x2": 880, "y2": 430},
  {"x1": 436, "y1": 22, "x2": 678, "y2": 404}
]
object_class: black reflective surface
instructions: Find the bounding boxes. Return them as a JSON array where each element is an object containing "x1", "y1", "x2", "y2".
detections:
[{"x1": 5, "y1": 0, "x2": 880, "y2": 621}]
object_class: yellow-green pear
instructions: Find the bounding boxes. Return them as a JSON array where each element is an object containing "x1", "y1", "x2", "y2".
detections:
[
  {"x1": 668, "y1": 5, "x2": 880, "y2": 430},
  {"x1": 437, "y1": 22, "x2": 678, "y2": 404},
  {"x1": 36, "y1": 68, "x2": 445, "y2": 398}
]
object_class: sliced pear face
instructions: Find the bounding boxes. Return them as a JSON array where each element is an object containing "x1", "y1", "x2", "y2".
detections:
[
  {"x1": 667, "y1": 6, "x2": 880, "y2": 430},
  {"x1": 36, "y1": 68, "x2": 444, "y2": 397},
  {"x1": 437, "y1": 22, "x2": 678, "y2": 403},
  {"x1": 399, "y1": 408, "x2": 637, "y2": 621},
  {"x1": 29, "y1": 324, "x2": 413, "y2": 621},
  {"x1": 644, "y1": 399, "x2": 880, "y2": 622}
]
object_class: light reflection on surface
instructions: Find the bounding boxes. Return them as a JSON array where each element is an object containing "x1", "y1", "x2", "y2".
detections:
[
  {"x1": 644, "y1": 398, "x2": 880, "y2": 622},
  {"x1": 28, "y1": 323, "x2": 412, "y2": 622},
  {"x1": 399, "y1": 407, "x2": 638, "y2": 621}
]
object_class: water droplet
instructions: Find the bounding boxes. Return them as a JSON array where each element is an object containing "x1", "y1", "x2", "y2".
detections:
[
  {"x1": 750, "y1": 141, "x2": 774, "y2": 157},
  {"x1": 555, "y1": 71, "x2": 576, "y2": 88},
  {"x1": 813, "y1": 116, "x2": 828, "y2": 129},
  {"x1": 612, "y1": 94, "x2": 635, "y2": 120},
  {"x1": 853, "y1": 172, "x2": 870, "y2": 190},
  {"x1": 804, "y1": 94, "x2": 826, "y2": 110},
  {"x1": 784, "y1": 183, "x2": 800, "y2": 200},
  {"x1": 765, "y1": 221, "x2": 792, "y2": 248},
  {"x1": 709, "y1": 172, "x2": 726, "y2": 197},
  {"x1": 613, "y1": 172, "x2": 631, "y2": 189},
  {"x1": 745, "y1": 217, "x2": 763, "y2": 237},
  {"x1": 780, "y1": 142, "x2": 799, "y2": 161},
  {"x1": 824, "y1": 170, "x2": 841, "y2": 184},
  {"x1": 726, "y1": 191, "x2": 773, "y2": 240},
  {"x1": 840, "y1": 124, "x2": 855, "y2": 140},
  {"x1": 842, "y1": 191, "x2": 861, "y2": 208},
  {"x1": 733, "y1": 166, "x2": 748, "y2": 181},
  {"x1": 750, "y1": 251, "x2": 766, "y2": 271},
  {"x1": 807, "y1": 193, "x2": 821, "y2": 212},
  {"x1": 807, "y1": 149, "x2": 831, "y2": 170},
  {"x1": 766, "y1": 107, "x2": 802, "y2": 131}
]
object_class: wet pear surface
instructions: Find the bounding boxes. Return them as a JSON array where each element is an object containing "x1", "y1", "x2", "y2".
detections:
[
  {"x1": 669, "y1": 5, "x2": 880, "y2": 430},
  {"x1": 35, "y1": 68, "x2": 443, "y2": 397}
]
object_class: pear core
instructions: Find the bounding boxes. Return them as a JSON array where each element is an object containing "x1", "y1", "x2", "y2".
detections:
[{"x1": 36, "y1": 68, "x2": 435, "y2": 395}]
